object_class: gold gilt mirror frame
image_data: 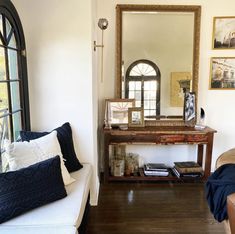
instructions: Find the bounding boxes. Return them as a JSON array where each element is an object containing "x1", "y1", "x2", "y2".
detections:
[{"x1": 115, "y1": 4, "x2": 201, "y2": 126}]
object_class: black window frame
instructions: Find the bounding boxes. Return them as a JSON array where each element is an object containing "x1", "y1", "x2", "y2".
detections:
[
  {"x1": 125, "y1": 59, "x2": 161, "y2": 117},
  {"x1": 0, "y1": 0, "x2": 30, "y2": 143}
]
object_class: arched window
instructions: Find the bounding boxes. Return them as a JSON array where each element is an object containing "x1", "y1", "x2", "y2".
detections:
[
  {"x1": 125, "y1": 59, "x2": 160, "y2": 117},
  {"x1": 0, "y1": 0, "x2": 30, "y2": 145}
]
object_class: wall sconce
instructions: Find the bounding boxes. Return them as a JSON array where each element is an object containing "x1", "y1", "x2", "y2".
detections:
[{"x1": 94, "y1": 18, "x2": 108, "y2": 82}]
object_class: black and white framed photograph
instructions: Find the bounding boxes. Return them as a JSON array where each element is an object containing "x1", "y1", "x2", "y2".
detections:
[
  {"x1": 212, "y1": 16, "x2": 235, "y2": 49},
  {"x1": 209, "y1": 57, "x2": 235, "y2": 89},
  {"x1": 183, "y1": 92, "x2": 195, "y2": 122}
]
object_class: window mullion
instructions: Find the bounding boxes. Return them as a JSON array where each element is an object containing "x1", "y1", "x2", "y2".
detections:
[{"x1": 3, "y1": 15, "x2": 13, "y2": 141}]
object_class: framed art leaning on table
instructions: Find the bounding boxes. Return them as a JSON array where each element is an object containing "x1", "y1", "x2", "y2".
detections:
[{"x1": 104, "y1": 98, "x2": 135, "y2": 128}]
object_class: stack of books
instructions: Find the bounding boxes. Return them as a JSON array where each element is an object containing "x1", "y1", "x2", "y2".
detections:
[
  {"x1": 172, "y1": 161, "x2": 203, "y2": 178},
  {"x1": 144, "y1": 163, "x2": 169, "y2": 176}
]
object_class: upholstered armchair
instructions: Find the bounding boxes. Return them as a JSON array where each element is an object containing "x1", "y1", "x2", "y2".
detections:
[{"x1": 216, "y1": 148, "x2": 235, "y2": 234}]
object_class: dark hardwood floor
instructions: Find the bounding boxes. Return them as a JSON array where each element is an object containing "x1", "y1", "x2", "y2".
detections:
[{"x1": 86, "y1": 182, "x2": 225, "y2": 234}]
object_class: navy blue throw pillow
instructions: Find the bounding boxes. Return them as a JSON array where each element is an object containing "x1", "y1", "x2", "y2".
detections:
[
  {"x1": 20, "y1": 122, "x2": 83, "y2": 172},
  {"x1": 0, "y1": 156, "x2": 67, "y2": 224}
]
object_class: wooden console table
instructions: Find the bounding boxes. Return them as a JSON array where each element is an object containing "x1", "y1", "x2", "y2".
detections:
[{"x1": 103, "y1": 126, "x2": 216, "y2": 183}]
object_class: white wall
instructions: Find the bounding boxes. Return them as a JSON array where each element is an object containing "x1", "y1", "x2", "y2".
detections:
[
  {"x1": 12, "y1": 0, "x2": 99, "y2": 205},
  {"x1": 97, "y1": 0, "x2": 235, "y2": 171}
]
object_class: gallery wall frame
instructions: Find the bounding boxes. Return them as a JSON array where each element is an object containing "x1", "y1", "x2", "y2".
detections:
[
  {"x1": 212, "y1": 16, "x2": 235, "y2": 49},
  {"x1": 209, "y1": 57, "x2": 235, "y2": 89}
]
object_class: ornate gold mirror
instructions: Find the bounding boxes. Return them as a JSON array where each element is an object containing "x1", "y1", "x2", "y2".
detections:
[{"x1": 116, "y1": 5, "x2": 201, "y2": 126}]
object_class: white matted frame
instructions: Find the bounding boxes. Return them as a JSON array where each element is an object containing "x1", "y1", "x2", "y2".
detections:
[
  {"x1": 104, "y1": 99, "x2": 135, "y2": 128},
  {"x1": 128, "y1": 107, "x2": 144, "y2": 127},
  {"x1": 212, "y1": 16, "x2": 235, "y2": 49}
]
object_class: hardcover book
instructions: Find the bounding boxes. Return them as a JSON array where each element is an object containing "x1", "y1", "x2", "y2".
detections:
[
  {"x1": 144, "y1": 163, "x2": 168, "y2": 171},
  {"x1": 174, "y1": 161, "x2": 201, "y2": 168},
  {"x1": 144, "y1": 169, "x2": 169, "y2": 177},
  {"x1": 174, "y1": 161, "x2": 203, "y2": 173},
  {"x1": 172, "y1": 167, "x2": 202, "y2": 178},
  {"x1": 174, "y1": 165, "x2": 203, "y2": 173}
]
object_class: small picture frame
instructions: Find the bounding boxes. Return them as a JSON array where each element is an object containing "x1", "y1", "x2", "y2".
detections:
[
  {"x1": 212, "y1": 16, "x2": 235, "y2": 49},
  {"x1": 209, "y1": 57, "x2": 235, "y2": 89},
  {"x1": 128, "y1": 107, "x2": 144, "y2": 127},
  {"x1": 104, "y1": 99, "x2": 135, "y2": 128},
  {"x1": 183, "y1": 92, "x2": 196, "y2": 124}
]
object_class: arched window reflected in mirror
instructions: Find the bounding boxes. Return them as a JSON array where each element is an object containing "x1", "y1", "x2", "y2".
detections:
[{"x1": 125, "y1": 60, "x2": 160, "y2": 118}]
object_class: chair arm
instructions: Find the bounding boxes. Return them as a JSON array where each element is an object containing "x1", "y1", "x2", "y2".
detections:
[{"x1": 216, "y1": 148, "x2": 235, "y2": 169}]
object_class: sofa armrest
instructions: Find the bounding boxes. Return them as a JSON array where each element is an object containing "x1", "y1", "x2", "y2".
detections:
[
  {"x1": 216, "y1": 148, "x2": 235, "y2": 169},
  {"x1": 227, "y1": 193, "x2": 235, "y2": 234}
]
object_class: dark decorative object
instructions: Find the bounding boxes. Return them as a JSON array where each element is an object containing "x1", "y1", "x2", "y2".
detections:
[
  {"x1": 0, "y1": 156, "x2": 67, "y2": 224},
  {"x1": 195, "y1": 107, "x2": 206, "y2": 130},
  {"x1": 20, "y1": 122, "x2": 83, "y2": 172}
]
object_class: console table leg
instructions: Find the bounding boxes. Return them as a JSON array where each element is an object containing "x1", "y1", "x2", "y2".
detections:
[
  {"x1": 204, "y1": 133, "x2": 214, "y2": 180},
  {"x1": 197, "y1": 144, "x2": 203, "y2": 166}
]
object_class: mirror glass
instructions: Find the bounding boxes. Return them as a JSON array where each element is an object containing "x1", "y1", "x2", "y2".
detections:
[{"x1": 116, "y1": 5, "x2": 201, "y2": 125}]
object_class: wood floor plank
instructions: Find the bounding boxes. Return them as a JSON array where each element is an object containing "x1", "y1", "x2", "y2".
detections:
[{"x1": 86, "y1": 183, "x2": 225, "y2": 234}]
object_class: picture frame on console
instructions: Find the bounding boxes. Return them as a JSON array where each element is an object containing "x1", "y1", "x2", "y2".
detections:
[
  {"x1": 128, "y1": 107, "x2": 144, "y2": 128},
  {"x1": 209, "y1": 57, "x2": 235, "y2": 89},
  {"x1": 212, "y1": 16, "x2": 235, "y2": 49},
  {"x1": 183, "y1": 92, "x2": 196, "y2": 125},
  {"x1": 104, "y1": 98, "x2": 135, "y2": 128}
]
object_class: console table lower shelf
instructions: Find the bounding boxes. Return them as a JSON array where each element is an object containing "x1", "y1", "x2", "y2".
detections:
[
  {"x1": 103, "y1": 126, "x2": 216, "y2": 183},
  {"x1": 108, "y1": 168, "x2": 204, "y2": 182}
]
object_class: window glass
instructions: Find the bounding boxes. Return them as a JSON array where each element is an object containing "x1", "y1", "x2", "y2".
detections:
[
  {"x1": 5, "y1": 18, "x2": 12, "y2": 39},
  {"x1": 0, "y1": 83, "x2": 8, "y2": 111},
  {"x1": 8, "y1": 49, "x2": 18, "y2": 80},
  {"x1": 8, "y1": 32, "x2": 16, "y2": 49},
  {"x1": 12, "y1": 111, "x2": 22, "y2": 140},
  {"x1": 0, "y1": 14, "x2": 3, "y2": 45},
  {"x1": 0, "y1": 48, "x2": 6, "y2": 80},
  {"x1": 10, "y1": 81, "x2": 21, "y2": 111}
]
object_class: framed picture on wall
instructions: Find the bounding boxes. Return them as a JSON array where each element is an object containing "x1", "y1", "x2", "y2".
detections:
[
  {"x1": 128, "y1": 107, "x2": 144, "y2": 127},
  {"x1": 104, "y1": 99, "x2": 135, "y2": 128},
  {"x1": 209, "y1": 57, "x2": 235, "y2": 89},
  {"x1": 212, "y1": 16, "x2": 235, "y2": 49}
]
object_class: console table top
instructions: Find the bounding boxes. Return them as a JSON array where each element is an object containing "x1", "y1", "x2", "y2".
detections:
[{"x1": 103, "y1": 126, "x2": 216, "y2": 135}]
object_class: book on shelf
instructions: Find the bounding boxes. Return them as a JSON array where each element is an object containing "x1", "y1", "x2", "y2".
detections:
[
  {"x1": 174, "y1": 161, "x2": 203, "y2": 173},
  {"x1": 144, "y1": 169, "x2": 169, "y2": 177},
  {"x1": 172, "y1": 167, "x2": 203, "y2": 178},
  {"x1": 144, "y1": 163, "x2": 168, "y2": 171}
]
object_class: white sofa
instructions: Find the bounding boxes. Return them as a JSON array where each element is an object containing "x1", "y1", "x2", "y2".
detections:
[{"x1": 0, "y1": 163, "x2": 92, "y2": 234}]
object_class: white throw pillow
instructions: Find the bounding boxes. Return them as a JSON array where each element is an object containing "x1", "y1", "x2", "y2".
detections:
[{"x1": 5, "y1": 131, "x2": 75, "y2": 186}]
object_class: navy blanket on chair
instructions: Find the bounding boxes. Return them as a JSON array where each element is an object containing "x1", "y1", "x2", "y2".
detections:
[{"x1": 206, "y1": 163, "x2": 235, "y2": 222}]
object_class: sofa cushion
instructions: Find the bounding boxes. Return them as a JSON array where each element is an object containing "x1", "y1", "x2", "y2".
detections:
[
  {"x1": 20, "y1": 122, "x2": 83, "y2": 172},
  {"x1": 0, "y1": 226, "x2": 78, "y2": 234},
  {"x1": 5, "y1": 131, "x2": 75, "y2": 186},
  {"x1": 0, "y1": 156, "x2": 67, "y2": 224},
  {"x1": 1, "y1": 163, "x2": 92, "y2": 228}
]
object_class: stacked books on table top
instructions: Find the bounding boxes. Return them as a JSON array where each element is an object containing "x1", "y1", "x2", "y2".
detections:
[
  {"x1": 172, "y1": 161, "x2": 203, "y2": 178},
  {"x1": 144, "y1": 163, "x2": 169, "y2": 176}
]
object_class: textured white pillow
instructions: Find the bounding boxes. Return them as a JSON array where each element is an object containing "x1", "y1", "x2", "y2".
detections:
[{"x1": 5, "y1": 131, "x2": 75, "y2": 186}]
